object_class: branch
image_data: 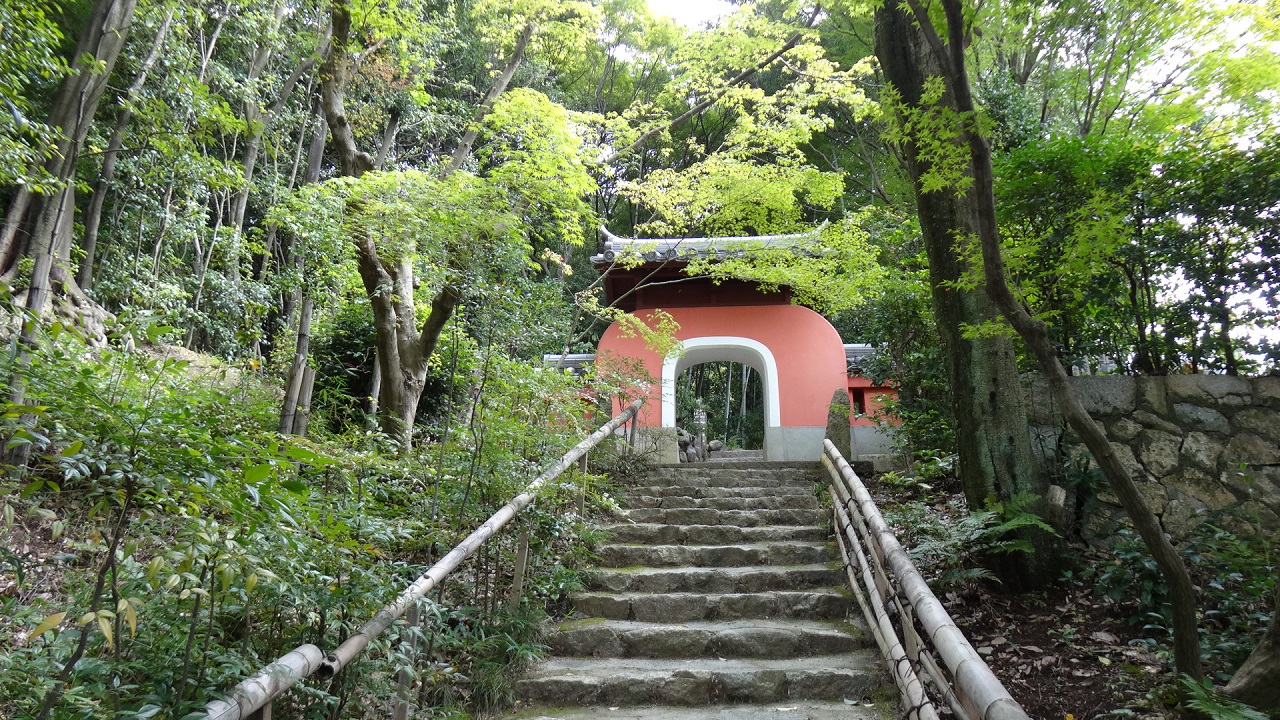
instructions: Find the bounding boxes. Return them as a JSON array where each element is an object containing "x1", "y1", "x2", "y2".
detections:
[
  {"x1": 604, "y1": 5, "x2": 823, "y2": 165},
  {"x1": 441, "y1": 22, "x2": 535, "y2": 179}
]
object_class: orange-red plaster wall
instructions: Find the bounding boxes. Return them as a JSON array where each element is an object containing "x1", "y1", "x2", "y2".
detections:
[
  {"x1": 597, "y1": 305, "x2": 847, "y2": 428},
  {"x1": 847, "y1": 376, "x2": 899, "y2": 427}
]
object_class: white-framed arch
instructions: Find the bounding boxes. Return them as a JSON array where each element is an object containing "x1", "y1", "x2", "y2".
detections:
[{"x1": 660, "y1": 336, "x2": 782, "y2": 430}]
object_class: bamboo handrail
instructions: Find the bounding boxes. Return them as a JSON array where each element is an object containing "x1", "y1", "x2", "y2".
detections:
[
  {"x1": 822, "y1": 439, "x2": 1031, "y2": 720},
  {"x1": 201, "y1": 398, "x2": 644, "y2": 720}
]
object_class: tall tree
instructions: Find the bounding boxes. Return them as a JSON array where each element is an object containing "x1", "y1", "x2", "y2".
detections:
[
  {"x1": 872, "y1": 1, "x2": 1049, "y2": 570},
  {"x1": 0, "y1": 0, "x2": 138, "y2": 325},
  {"x1": 873, "y1": 0, "x2": 1203, "y2": 679},
  {"x1": 319, "y1": 0, "x2": 596, "y2": 448}
]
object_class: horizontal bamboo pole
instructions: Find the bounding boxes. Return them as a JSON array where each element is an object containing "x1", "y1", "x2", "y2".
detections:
[
  {"x1": 823, "y1": 440, "x2": 1031, "y2": 720},
  {"x1": 829, "y1": 486, "x2": 939, "y2": 720},
  {"x1": 203, "y1": 644, "x2": 325, "y2": 720},
  {"x1": 316, "y1": 398, "x2": 644, "y2": 678},
  {"x1": 200, "y1": 399, "x2": 643, "y2": 718}
]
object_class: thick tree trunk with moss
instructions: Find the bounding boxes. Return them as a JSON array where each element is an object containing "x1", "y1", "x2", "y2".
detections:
[
  {"x1": 874, "y1": 2, "x2": 1056, "y2": 590},
  {"x1": 873, "y1": 9, "x2": 1040, "y2": 501}
]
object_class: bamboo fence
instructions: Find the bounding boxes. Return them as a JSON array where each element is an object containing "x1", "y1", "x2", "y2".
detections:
[
  {"x1": 822, "y1": 439, "x2": 1031, "y2": 720},
  {"x1": 200, "y1": 398, "x2": 644, "y2": 720}
]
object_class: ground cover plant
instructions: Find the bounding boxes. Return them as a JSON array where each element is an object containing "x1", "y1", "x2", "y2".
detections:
[
  {"x1": 0, "y1": 314, "x2": 632, "y2": 718},
  {"x1": 873, "y1": 462, "x2": 1277, "y2": 719}
]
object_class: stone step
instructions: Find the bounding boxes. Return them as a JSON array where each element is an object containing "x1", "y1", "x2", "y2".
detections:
[
  {"x1": 587, "y1": 564, "x2": 840, "y2": 594},
  {"x1": 621, "y1": 507, "x2": 827, "y2": 526},
  {"x1": 639, "y1": 469, "x2": 820, "y2": 488},
  {"x1": 511, "y1": 701, "x2": 889, "y2": 720},
  {"x1": 570, "y1": 590, "x2": 851, "y2": 622},
  {"x1": 627, "y1": 484, "x2": 814, "y2": 499},
  {"x1": 549, "y1": 618, "x2": 866, "y2": 659},
  {"x1": 597, "y1": 542, "x2": 832, "y2": 569},
  {"x1": 621, "y1": 494, "x2": 821, "y2": 511},
  {"x1": 605, "y1": 523, "x2": 828, "y2": 545},
  {"x1": 516, "y1": 654, "x2": 884, "y2": 706}
]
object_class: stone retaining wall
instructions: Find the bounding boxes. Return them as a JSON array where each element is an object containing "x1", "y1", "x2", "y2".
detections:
[{"x1": 1025, "y1": 375, "x2": 1280, "y2": 542}]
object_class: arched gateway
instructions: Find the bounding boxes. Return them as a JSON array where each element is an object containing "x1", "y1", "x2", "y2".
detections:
[{"x1": 591, "y1": 229, "x2": 857, "y2": 463}]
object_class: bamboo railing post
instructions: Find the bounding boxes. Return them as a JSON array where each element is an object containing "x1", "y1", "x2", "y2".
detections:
[
  {"x1": 577, "y1": 451, "x2": 589, "y2": 515},
  {"x1": 508, "y1": 529, "x2": 530, "y2": 613},
  {"x1": 822, "y1": 440, "x2": 1031, "y2": 720},
  {"x1": 393, "y1": 603, "x2": 420, "y2": 720}
]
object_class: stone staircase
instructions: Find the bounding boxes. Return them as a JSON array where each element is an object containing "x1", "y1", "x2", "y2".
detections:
[{"x1": 513, "y1": 462, "x2": 891, "y2": 719}]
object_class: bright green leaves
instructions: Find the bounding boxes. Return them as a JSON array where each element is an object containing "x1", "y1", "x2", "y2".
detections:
[
  {"x1": 623, "y1": 155, "x2": 843, "y2": 237},
  {"x1": 683, "y1": 215, "x2": 886, "y2": 314},
  {"x1": 479, "y1": 89, "x2": 598, "y2": 249},
  {"x1": 472, "y1": 0, "x2": 599, "y2": 63},
  {"x1": 0, "y1": 1, "x2": 68, "y2": 189},
  {"x1": 881, "y1": 79, "x2": 977, "y2": 196}
]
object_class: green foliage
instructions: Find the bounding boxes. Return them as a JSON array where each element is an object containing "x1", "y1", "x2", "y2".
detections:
[
  {"x1": 832, "y1": 212, "x2": 955, "y2": 456},
  {"x1": 0, "y1": 0, "x2": 66, "y2": 190},
  {"x1": 0, "y1": 312, "x2": 629, "y2": 717},
  {"x1": 1180, "y1": 675, "x2": 1270, "y2": 720},
  {"x1": 995, "y1": 133, "x2": 1280, "y2": 374},
  {"x1": 884, "y1": 492, "x2": 1053, "y2": 594},
  {"x1": 1084, "y1": 524, "x2": 1276, "y2": 679}
]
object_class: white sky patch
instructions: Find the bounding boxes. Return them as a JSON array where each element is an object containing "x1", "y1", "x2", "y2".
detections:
[{"x1": 648, "y1": 0, "x2": 733, "y2": 29}]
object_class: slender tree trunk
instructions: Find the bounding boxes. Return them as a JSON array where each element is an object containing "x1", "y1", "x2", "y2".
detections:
[
  {"x1": 279, "y1": 296, "x2": 314, "y2": 434},
  {"x1": 293, "y1": 367, "x2": 316, "y2": 436},
  {"x1": 441, "y1": 22, "x2": 534, "y2": 177},
  {"x1": 885, "y1": 0, "x2": 1203, "y2": 681},
  {"x1": 2, "y1": 0, "x2": 139, "y2": 300},
  {"x1": 78, "y1": 10, "x2": 174, "y2": 290}
]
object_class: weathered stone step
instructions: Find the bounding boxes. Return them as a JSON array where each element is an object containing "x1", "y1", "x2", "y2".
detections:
[
  {"x1": 570, "y1": 590, "x2": 851, "y2": 622},
  {"x1": 627, "y1": 484, "x2": 814, "y2": 499},
  {"x1": 597, "y1": 542, "x2": 831, "y2": 569},
  {"x1": 638, "y1": 469, "x2": 819, "y2": 488},
  {"x1": 621, "y1": 507, "x2": 826, "y2": 526},
  {"x1": 621, "y1": 494, "x2": 821, "y2": 511},
  {"x1": 512, "y1": 701, "x2": 889, "y2": 720},
  {"x1": 587, "y1": 564, "x2": 839, "y2": 594},
  {"x1": 605, "y1": 523, "x2": 828, "y2": 545},
  {"x1": 549, "y1": 618, "x2": 865, "y2": 659},
  {"x1": 516, "y1": 653, "x2": 883, "y2": 706}
]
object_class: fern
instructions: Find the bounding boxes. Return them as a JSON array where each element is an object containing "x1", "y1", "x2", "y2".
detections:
[
  {"x1": 1180, "y1": 676, "x2": 1270, "y2": 720},
  {"x1": 891, "y1": 492, "x2": 1057, "y2": 594}
]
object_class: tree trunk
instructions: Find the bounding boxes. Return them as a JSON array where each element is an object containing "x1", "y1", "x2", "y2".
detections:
[
  {"x1": 292, "y1": 367, "x2": 317, "y2": 436},
  {"x1": 2, "y1": 0, "x2": 140, "y2": 301},
  {"x1": 873, "y1": 4, "x2": 1044, "y2": 515},
  {"x1": 279, "y1": 296, "x2": 314, "y2": 434},
  {"x1": 884, "y1": 0, "x2": 1203, "y2": 681},
  {"x1": 1225, "y1": 585, "x2": 1280, "y2": 713},
  {"x1": 319, "y1": 0, "x2": 512, "y2": 449},
  {"x1": 78, "y1": 9, "x2": 174, "y2": 291}
]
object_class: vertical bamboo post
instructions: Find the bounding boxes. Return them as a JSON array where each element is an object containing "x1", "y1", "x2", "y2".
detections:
[
  {"x1": 393, "y1": 603, "x2": 420, "y2": 720},
  {"x1": 577, "y1": 451, "x2": 589, "y2": 515},
  {"x1": 278, "y1": 295, "x2": 314, "y2": 434},
  {"x1": 627, "y1": 415, "x2": 638, "y2": 455},
  {"x1": 246, "y1": 702, "x2": 272, "y2": 719},
  {"x1": 292, "y1": 366, "x2": 316, "y2": 436},
  {"x1": 508, "y1": 529, "x2": 530, "y2": 613}
]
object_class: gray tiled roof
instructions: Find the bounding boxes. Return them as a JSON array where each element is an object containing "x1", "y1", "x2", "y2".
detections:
[{"x1": 590, "y1": 226, "x2": 823, "y2": 264}]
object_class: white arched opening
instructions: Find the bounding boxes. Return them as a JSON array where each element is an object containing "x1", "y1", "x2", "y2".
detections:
[{"x1": 661, "y1": 337, "x2": 781, "y2": 456}]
